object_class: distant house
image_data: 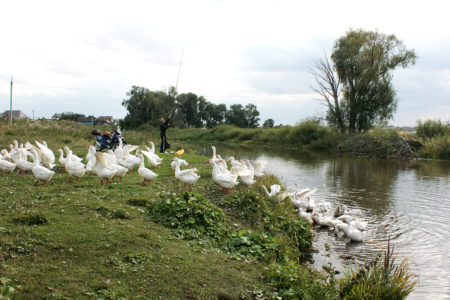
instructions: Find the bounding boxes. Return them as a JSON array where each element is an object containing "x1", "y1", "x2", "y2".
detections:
[
  {"x1": 98, "y1": 116, "x2": 114, "y2": 123},
  {"x1": 96, "y1": 116, "x2": 114, "y2": 125},
  {"x1": 1, "y1": 110, "x2": 30, "y2": 119},
  {"x1": 77, "y1": 116, "x2": 96, "y2": 125},
  {"x1": 51, "y1": 113, "x2": 62, "y2": 120}
]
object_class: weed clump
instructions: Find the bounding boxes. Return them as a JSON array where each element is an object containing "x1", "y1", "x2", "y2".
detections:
[
  {"x1": 338, "y1": 240, "x2": 417, "y2": 299},
  {"x1": 95, "y1": 206, "x2": 131, "y2": 219},
  {"x1": 13, "y1": 213, "x2": 48, "y2": 226},
  {"x1": 126, "y1": 198, "x2": 150, "y2": 207}
]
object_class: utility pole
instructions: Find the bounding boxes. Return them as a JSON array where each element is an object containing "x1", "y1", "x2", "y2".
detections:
[{"x1": 10, "y1": 76, "x2": 13, "y2": 125}]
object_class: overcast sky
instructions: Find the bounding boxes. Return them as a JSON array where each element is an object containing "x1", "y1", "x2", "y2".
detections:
[{"x1": 1, "y1": 0, "x2": 449, "y2": 126}]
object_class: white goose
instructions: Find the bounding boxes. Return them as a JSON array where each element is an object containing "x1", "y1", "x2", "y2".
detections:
[
  {"x1": 311, "y1": 212, "x2": 334, "y2": 227},
  {"x1": 141, "y1": 145, "x2": 162, "y2": 168},
  {"x1": 0, "y1": 158, "x2": 15, "y2": 175},
  {"x1": 10, "y1": 140, "x2": 22, "y2": 163},
  {"x1": 210, "y1": 146, "x2": 222, "y2": 165},
  {"x1": 144, "y1": 141, "x2": 162, "y2": 166},
  {"x1": 1, "y1": 149, "x2": 11, "y2": 161},
  {"x1": 36, "y1": 140, "x2": 55, "y2": 169},
  {"x1": 119, "y1": 154, "x2": 140, "y2": 172},
  {"x1": 92, "y1": 152, "x2": 117, "y2": 185},
  {"x1": 28, "y1": 149, "x2": 55, "y2": 185},
  {"x1": 15, "y1": 145, "x2": 34, "y2": 173},
  {"x1": 297, "y1": 209, "x2": 313, "y2": 224},
  {"x1": 104, "y1": 150, "x2": 128, "y2": 181},
  {"x1": 85, "y1": 146, "x2": 96, "y2": 174},
  {"x1": 261, "y1": 184, "x2": 292, "y2": 201},
  {"x1": 295, "y1": 188, "x2": 317, "y2": 212},
  {"x1": 171, "y1": 157, "x2": 189, "y2": 174},
  {"x1": 240, "y1": 160, "x2": 256, "y2": 186},
  {"x1": 253, "y1": 160, "x2": 267, "y2": 178},
  {"x1": 57, "y1": 148, "x2": 68, "y2": 167},
  {"x1": 174, "y1": 158, "x2": 200, "y2": 190},
  {"x1": 174, "y1": 160, "x2": 200, "y2": 190},
  {"x1": 137, "y1": 154, "x2": 158, "y2": 185},
  {"x1": 63, "y1": 146, "x2": 83, "y2": 163},
  {"x1": 113, "y1": 138, "x2": 124, "y2": 161},
  {"x1": 208, "y1": 159, "x2": 238, "y2": 193},
  {"x1": 119, "y1": 145, "x2": 140, "y2": 172},
  {"x1": 335, "y1": 220, "x2": 364, "y2": 242},
  {"x1": 227, "y1": 157, "x2": 249, "y2": 177},
  {"x1": 64, "y1": 158, "x2": 85, "y2": 182},
  {"x1": 261, "y1": 184, "x2": 281, "y2": 198}
]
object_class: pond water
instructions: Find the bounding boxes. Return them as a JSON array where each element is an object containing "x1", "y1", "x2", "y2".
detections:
[{"x1": 183, "y1": 142, "x2": 450, "y2": 299}]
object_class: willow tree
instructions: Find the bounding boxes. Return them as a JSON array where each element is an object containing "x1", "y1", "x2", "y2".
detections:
[{"x1": 314, "y1": 29, "x2": 417, "y2": 133}]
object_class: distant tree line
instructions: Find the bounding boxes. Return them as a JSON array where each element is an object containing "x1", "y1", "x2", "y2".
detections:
[
  {"x1": 120, "y1": 86, "x2": 263, "y2": 129},
  {"x1": 59, "y1": 112, "x2": 90, "y2": 121}
]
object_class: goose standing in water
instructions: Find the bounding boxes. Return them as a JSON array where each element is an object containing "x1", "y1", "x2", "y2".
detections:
[{"x1": 334, "y1": 218, "x2": 364, "y2": 242}]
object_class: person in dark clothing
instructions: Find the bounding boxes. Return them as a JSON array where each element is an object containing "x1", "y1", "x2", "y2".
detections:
[{"x1": 160, "y1": 117, "x2": 171, "y2": 153}]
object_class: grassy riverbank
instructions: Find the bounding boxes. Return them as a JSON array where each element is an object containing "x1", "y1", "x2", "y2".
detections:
[
  {"x1": 0, "y1": 119, "x2": 417, "y2": 299},
  {"x1": 133, "y1": 121, "x2": 450, "y2": 159}
]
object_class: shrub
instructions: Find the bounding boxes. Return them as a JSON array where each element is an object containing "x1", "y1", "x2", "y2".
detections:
[
  {"x1": 419, "y1": 135, "x2": 450, "y2": 159},
  {"x1": 416, "y1": 119, "x2": 450, "y2": 139}
]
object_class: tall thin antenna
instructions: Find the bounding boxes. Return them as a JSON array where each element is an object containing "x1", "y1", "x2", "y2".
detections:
[
  {"x1": 10, "y1": 76, "x2": 13, "y2": 125},
  {"x1": 175, "y1": 49, "x2": 184, "y2": 91}
]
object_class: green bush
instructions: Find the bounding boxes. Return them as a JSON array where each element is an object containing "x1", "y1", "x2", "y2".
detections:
[
  {"x1": 419, "y1": 135, "x2": 450, "y2": 159},
  {"x1": 416, "y1": 119, "x2": 450, "y2": 138}
]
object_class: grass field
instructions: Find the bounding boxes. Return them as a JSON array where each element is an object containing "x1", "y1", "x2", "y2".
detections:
[{"x1": 0, "y1": 119, "x2": 417, "y2": 299}]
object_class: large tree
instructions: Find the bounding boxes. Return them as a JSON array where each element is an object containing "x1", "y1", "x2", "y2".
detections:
[
  {"x1": 313, "y1": 29, "x2": 417, "y2": 133},
  {"x1": 121, "y1": 86, "x2": 155, "y2": 128},
  {"x1": 204, "y1": 103, "x2": 227, "y2": 128},
  {"x1": 244, "y1": 103, "x2": 260, "y2": 128}
]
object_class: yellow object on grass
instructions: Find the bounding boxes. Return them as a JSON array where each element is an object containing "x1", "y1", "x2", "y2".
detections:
[{"x1": 175, "y1": 149, "x2": 184, "y2": 156}]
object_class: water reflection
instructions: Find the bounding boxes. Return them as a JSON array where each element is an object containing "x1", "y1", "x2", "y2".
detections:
[{"x1": 180, "y1": 143, "x2": 450, "y2": 299}]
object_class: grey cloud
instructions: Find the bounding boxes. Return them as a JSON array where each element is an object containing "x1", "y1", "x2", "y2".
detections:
[{"x1": 89, "y1": 23, "x2": 181, "y2": 67}]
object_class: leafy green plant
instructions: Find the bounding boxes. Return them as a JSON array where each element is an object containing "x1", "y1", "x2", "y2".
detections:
[
  {"x1": 150, "y1": 192, "x2": 229, "y2": 241},
  {"x1": 260, "y1": 261, "x2": 338, "y2": 299},
  {"x1": 227, "y1": 229, "x2": 280, "y2": 261}
]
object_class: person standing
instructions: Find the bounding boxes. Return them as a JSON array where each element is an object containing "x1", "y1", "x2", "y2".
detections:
[{"x1": 160, "y1": 117, "x2": 171, "y2": 153}]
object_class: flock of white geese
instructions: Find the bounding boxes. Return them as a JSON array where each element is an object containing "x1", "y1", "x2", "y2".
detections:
[{"x1": 0, "y1": 141, "x2": 367, "y2": 242}]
